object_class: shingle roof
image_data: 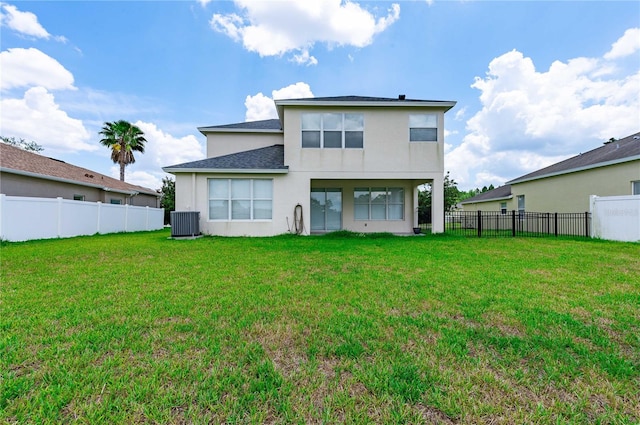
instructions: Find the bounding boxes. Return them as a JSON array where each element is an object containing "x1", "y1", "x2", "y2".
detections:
[
  {"x1": 507, "y1": 132, "x2": 640, "y2": 184},
  {"x1": 460, "y1": 185, "x2": 512, "y2": 204},
  {"x1": 163, "y1": 145, "x2": 287, "y2": 172},
  {"x1": 199, "y1": 119, "x2": 282, "y2": 132},
  {"x1": 0, "y1": 142, "x2": 158, "y2": 195}
]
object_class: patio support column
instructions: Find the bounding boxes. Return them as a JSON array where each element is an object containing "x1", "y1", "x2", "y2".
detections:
[
  {"x1": 413, "y1": 185, "x2": 419, "y2": 228},
  {"x1": 432, "y1": 174, "x2": 444, "y2": 233}
]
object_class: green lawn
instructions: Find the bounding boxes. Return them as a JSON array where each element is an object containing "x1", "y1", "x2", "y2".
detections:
[{"x1": 1, "y1": 230, "x2": 639, "y2": 424}]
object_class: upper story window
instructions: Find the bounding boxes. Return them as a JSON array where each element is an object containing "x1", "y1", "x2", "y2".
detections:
[
  {"x1": 409, "y1": 114, "x2": 437, "y2": 142},
  {"x1": 301, "y1": 113, "x2": 364, "y2": 149}
]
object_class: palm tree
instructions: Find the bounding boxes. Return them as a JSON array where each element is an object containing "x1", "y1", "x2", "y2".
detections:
[{"x1": 99, "y1": 120, "x2": 146, "y2": 181}]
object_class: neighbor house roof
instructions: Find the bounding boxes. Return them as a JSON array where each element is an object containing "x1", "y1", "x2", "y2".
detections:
[
  {"x1": 460, "y1": 185, "x2": 513, "y2": 204},
  {"x1": 163, "y1": 145, "x2": 287, "y2": 174},
  {"x1": 0, "y1": 142, "x2": 158, "y2": 196},
  {"x1": 507, "y1": 132, "x2": 640, "y2": 185}
]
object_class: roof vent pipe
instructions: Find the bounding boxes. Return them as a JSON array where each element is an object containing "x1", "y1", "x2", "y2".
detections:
[{"x1": 398, "y1": 94, "x2": 406, "y2": 100}]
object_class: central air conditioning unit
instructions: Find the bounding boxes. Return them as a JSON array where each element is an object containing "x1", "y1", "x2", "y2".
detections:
[{"x1": 170, "y1": 211, "x2": 200, "y2": 237}]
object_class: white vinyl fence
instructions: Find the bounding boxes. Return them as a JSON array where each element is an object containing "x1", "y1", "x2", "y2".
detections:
[
  {"x1": 590, "y1": 195, "x2": 640, "y2": 242},
  {"x1": 0, "y1": 194, "x2": 164, "y2": 242}
]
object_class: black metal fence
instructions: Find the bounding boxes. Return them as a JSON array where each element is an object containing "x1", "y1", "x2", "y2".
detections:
[{"x1": 444, "y1": 211, "x2": 591, "y2": 238}]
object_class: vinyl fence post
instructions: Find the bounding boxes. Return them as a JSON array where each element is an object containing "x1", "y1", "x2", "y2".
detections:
[
  {"x1": 125, "y1": 204, "x2": 129, "y2": 232},
  {"x1": 0, "y1": 194, "x2": 5, "y2": 241},
  {"x1": 57, "y1": 197, "x2": 63, "y2": 238},
  {"x1": 477, "y1": 210, "x2": 482, "y2": 238},
  {"x1": 96, "y1": 202, "x2": 102, "y2": 234},
  {"x1": 511, "y1": 210, "x2": 516, "y2": 237}
]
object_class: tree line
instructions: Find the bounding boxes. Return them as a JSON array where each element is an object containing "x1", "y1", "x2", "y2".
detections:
[{"x1": 418, "y1": 171, "x2": 497, "y2": 222}]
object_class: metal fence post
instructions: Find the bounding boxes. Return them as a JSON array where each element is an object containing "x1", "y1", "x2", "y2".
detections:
[
  {"x1": 554, "y1": 212, "x2": 558, "y2": 237},
  {"x1": 585, "y1": 212, "x2": 589, "y2": 237},
  {"x1": 477, "y1": 210, "x2": 482, "y2": 237},
  {"x1": 511, "y1": 210, "x2": 516, "y2": 237}
]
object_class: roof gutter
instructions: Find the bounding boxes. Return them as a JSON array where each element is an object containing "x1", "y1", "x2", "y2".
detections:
[
  {"x1": 460, "y1": 194, "x2": 513, "y2": 205},
  {"x1": 162, "y1": 167, "x2": 289, "y2": 174},
  {"x1": 197, "y1": 127, "x2": 283, "y2": 135},
  {"x1": 0, "y1": 167, "x2": 159, "y2": 197}
]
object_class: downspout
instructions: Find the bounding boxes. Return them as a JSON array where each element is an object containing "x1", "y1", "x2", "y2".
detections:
[{"x1": 128, "y1": 191, "x2": 139, "y2": 206}]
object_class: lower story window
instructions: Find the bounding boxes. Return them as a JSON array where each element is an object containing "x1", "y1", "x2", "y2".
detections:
[
  {"x1": 110, "y1": 199, "x2": 122, "y2": 205},
  {"x1": 209, "y1": 178, "x2": 273, "y2": 221},
  {"x1": 633, "y1": 181, "x2": 640, "y2": 195},
  {"x1": 500, "y1": 202, "x2": 507, "y2": 215},
  {"x1": 354, "y1": 187, "x2": 404, "y2": 220}
]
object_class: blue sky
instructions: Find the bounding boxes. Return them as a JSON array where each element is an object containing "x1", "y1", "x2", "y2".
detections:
[{"x1": 1, "y1": 0, "x2": 638, "y2": 190}]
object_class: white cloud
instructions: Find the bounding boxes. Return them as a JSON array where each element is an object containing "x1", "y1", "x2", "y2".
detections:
[
  {"x1": 245, "y1": 82, "x2": 314, "y2": 121},
  {"x1": 117, "y1": 121, "x2": 205, "y2": 189},
  {"x1": 0, "y1": 47, "x2": 75, "y2": 91},
  {"x1": 135, "y1": 121, "x2": 204, "y2": 168},
  {"x1": 210, "y1": 0, "x2": 400, "y2": 64},
  {"x1": 0, "y1": 87, "x2": 94, "y2": 153},
  {"x1": 604, "y1": 27, "x2": 640, "y2": 60},
  {"x1": 0, "y1": 3, "x2": 66, "y2": 42},
  {"x1": 291, "y1": 49, "x2": 318, "y2": 66},
  {"x1": 0, "y1": 2, "x2": 50, "y2": 38},
  {"x1": 446, "y1": 28, "x2": 640, "y2": 190}
]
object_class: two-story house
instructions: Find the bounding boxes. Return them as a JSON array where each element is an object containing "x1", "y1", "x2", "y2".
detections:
[{"x1": 163, "y1": 95, "x2": 456, "y2": 236}]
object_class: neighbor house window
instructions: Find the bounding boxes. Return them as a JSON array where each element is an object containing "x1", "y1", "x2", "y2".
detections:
[
  {"x1": 409, "y1": 114, "x2": 438, "y2": 142},
  {"x1": 73, "y1": 194, "x2": 85, "y2": 201},
  {"x1": 517, "y1": 195, "x2": 525, "y2": 218},
  {"x1": 354, "y1": 187, "x2": 404, "y2": 220},
  {"x1": 110, "y1": 199, "x2": 122, "y2": 205},
  {"x1": 301, "y1": 113, "x2": 363, "y2": 148},
  {"x1": 209, "y1": 179, "x2": 272, "y2": 221},
  {"x1": 633, "y1": 181, "x2": 640, "y2": 195},
  {"x1": 500, "y1": 202, "x2": 507, "y2": 215}
]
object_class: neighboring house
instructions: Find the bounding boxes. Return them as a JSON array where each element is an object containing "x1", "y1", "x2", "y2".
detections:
[
  {"x1": 163, "y1": 95, "x2": 456, "y2": 236},
  {"x1": 460, "y1": 131, "x2": 640, "y2": 213},
  {"x1": 0, "y1": 142, "x2": 160, "y2": 207}
]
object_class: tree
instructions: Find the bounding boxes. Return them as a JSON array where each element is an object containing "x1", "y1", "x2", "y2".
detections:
[
  {"x1": 158, "y1": 176, "x2": 175, "y2": 224},
  {"x1": 1, "y1": 136, "x2": 44, "y2": 152},
  {"x1": 418, "y1": 171, "x2": 461, "y2": 223},
  {"x1": 99, "y1": 120, "x2": 146, "y2": 181}
]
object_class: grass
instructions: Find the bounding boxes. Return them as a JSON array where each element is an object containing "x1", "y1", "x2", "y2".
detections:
[{"x1": 1, "y1": 229, "x2": 639, "y2": 424}]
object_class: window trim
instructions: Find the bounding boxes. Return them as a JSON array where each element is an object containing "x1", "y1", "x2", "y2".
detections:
[
  {"x1": 354, "y1": 187, "x2": 404, "y2": 221},
  {"x1": 500, "y1": 201, "x2": 507, "y2": 215},
  {"x1": 409, "y1": 114, "x2": 438, "y2": 142},
  {"x1": 301, "y1": 113, "x2": 364, "y2": 149},
  {"x1": 208, "y1": 178, "x2": 273, "y2": 221}
]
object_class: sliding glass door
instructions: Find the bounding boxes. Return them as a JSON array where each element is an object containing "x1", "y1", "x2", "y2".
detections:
[{"x1": 311, "y1": 188, "x2": 342, "y2": 231}]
